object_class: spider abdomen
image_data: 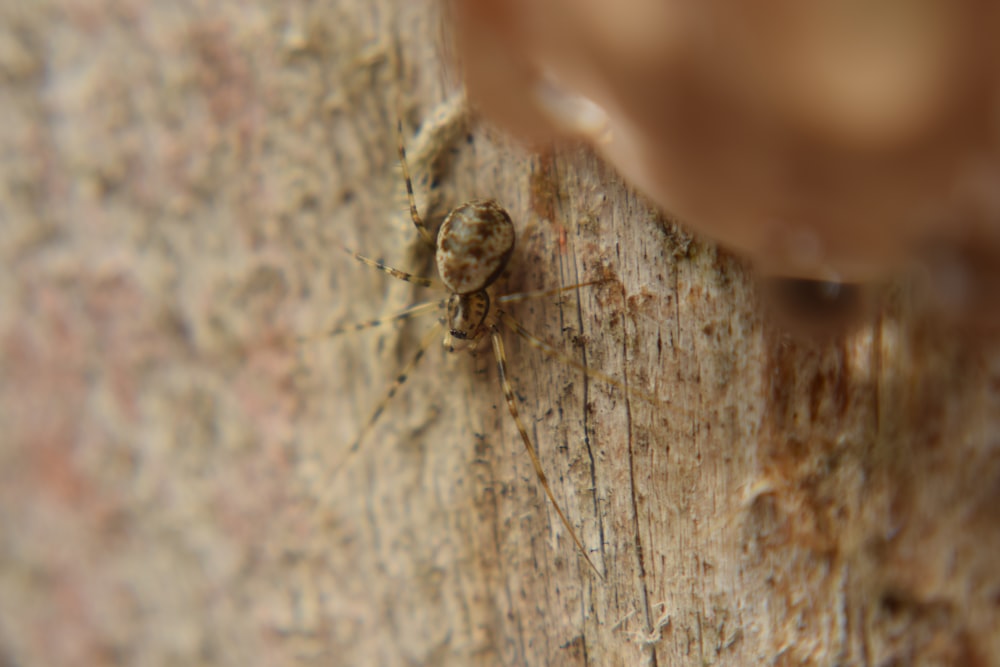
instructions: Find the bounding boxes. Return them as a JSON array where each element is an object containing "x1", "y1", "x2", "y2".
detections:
[{"x1": 436, "y1": 199, "x2": 515, "y2": 295}]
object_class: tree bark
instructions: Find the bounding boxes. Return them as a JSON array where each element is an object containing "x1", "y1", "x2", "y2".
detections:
[{"x1": 1, "y1": 1, "x2": 998, "y2": 666}]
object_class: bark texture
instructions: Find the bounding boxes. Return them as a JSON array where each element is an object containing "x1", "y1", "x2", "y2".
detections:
[{"x1": 1, "y1": 1, "x2": 998, "y2": 666}]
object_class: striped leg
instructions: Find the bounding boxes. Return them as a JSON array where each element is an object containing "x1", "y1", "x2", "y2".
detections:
[
  {"x1": 396, "y1": 119, "x2": 436, "y2": 247},
  {"x1": 332, "y1": 322, "x2": 444, "y2": 473},
  {"x1": 340, "y1": 246, "x2": 439, "y2": 288},
  {"x1": 489, "y1": 325, "x2": 603, "y2": 579},
  {"x1": 297, "y1": 299, "x2": 444, "y2": 343},
  {"x1": 496, "y1": 279, "x2": 608, "y2": 305}
]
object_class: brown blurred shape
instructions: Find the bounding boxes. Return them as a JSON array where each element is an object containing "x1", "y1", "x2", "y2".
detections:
[{"x1": 451, "y1": 0, "x2": 1000, "y2": 312}]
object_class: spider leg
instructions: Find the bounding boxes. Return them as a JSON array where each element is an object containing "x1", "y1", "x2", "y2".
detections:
[
  {"x1": 497, "y1": 310, "x2": 667, "y2": 407},
  {"x1": 397, "y1": 119, "x2": 437, "y2": 248},
  {"x1": 341, "y1": 246, "x2": 439, "y2": 288},
  {"x1": 332, "y1": 321, "x2": 444, "y2": 473},
  {"x1": 297, "y1": 299, "x2": 444, "y2": 342},
  {"x1": 496, "y1": 279, "x2": 608, "y2": 305},
  {"x1": 489, "y1": 324, "x2": 604, "y2": 579}
]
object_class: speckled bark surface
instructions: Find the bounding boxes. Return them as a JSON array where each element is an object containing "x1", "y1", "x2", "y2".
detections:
[{"x1": 1, "y1": 2, "x2": 997, "y2": 666}]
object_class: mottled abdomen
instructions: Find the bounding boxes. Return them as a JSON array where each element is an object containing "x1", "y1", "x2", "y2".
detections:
[{"x1": 435, "y1": 199, "x2": 515, "y2": 295}]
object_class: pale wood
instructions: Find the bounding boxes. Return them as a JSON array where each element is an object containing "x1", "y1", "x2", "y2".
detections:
[{"x1": 1, "y1": 1, "x2": 998, "y2": 666}]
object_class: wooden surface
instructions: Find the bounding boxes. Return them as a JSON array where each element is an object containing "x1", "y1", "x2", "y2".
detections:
[{"x1": 1, "y1": 1, "x2": 998, "y2": 666}]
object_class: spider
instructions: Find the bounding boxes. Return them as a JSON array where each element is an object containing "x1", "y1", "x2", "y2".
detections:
[{"x1": 304, "y1": 118, "x2": 648, "y2": 578}]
